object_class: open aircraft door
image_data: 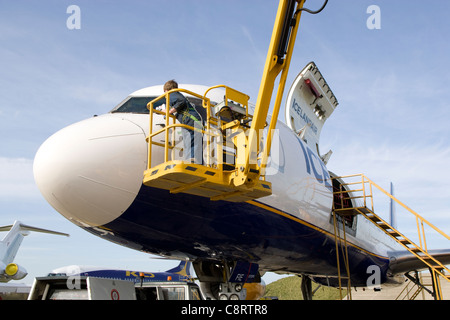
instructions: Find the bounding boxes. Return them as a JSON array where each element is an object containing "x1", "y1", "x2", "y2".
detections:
[{"x1": 285, "y1": 61, "x2": 338, "y2": 160}]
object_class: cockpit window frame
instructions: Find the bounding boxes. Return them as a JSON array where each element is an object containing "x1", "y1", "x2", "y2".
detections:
[
  {"x1": 110, "y1": 96, "x2": 210, "y2": 116},
  {"x1": 110, "y1": 96, "x2": 164, "y2": 114}
]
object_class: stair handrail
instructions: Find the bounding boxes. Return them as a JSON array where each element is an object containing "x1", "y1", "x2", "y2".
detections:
[
  {"x1": 333, "y1": 173, "x2": 450, "y2": 299},
  {"x1": 334, "y1": 174, "x2": 450, "y2": 246},
  {"x1": 361, "y1": 174, "x2": 450, "y2": 245}
]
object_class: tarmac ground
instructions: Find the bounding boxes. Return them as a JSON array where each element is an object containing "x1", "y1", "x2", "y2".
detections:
[{"x1": 346, "y1": 272, "x2": 450, "y2": 300}]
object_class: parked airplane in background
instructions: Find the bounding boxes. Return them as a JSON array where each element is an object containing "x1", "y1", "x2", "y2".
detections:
[
  {"x1": 49, "y1": 260, "x2": 195, "y2": 284},
  {"x1": 32, "y1": 0, "x2": 450, "y2": 300},
  {"x1": 46, "y1": 260, "x2": 265, "y2": 300},
  {"x1": 0, "y1": 221, "x2": 69, "y2": 283}
]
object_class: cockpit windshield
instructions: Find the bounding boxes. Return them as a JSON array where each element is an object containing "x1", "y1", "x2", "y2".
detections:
[
  {"x1": 110, "y1": 96, "x2": 207, "y2": 116},
  {"x1": 110, "y1": 97, "x2": 162, "y2": 114}
]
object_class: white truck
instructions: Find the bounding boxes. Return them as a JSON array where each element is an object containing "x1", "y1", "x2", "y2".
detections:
[{"x1": 28, "y1": 275, "x2": 203, "y2": 300}]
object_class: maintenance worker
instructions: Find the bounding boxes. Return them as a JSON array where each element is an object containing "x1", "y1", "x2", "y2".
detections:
[{"x1": 163, "y1": 80, "x2": 203, "y2": 163}]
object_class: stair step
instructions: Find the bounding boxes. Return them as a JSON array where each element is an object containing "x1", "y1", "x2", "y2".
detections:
[
  {"x1": 367, "y1": 215, "x2": 381, "y2": 222},
  {"x1": 377, "y1": 223, "x2": 391, "y2": 230},
  {"x1": 388, "y1": 231, "x2": 401, "y2": 237}
]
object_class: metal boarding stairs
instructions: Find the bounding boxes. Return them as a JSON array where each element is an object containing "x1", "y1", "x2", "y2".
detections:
[
  {"x1": 143, "y1": 86, "x2": 272, "y2": 202},
  {"x1": 332, "y1": 174, "x2": 450, "y2": 300},
  {"x1": 396, "y1": 271, "x2": 436, "y2": 300}
]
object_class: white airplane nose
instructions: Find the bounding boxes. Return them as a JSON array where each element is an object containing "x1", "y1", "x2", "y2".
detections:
[{"x1": 33, "y1": 115, "x2": 147, "y2": 227}]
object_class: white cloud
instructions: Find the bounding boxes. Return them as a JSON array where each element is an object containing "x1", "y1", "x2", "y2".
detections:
[{"x1": 240, "y1": 25, "x2": 266, "y2": 68}]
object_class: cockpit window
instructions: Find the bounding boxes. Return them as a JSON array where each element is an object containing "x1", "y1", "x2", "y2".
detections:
[
  {"x1": 110, "y1": 97, "x2": 162, "y2": 114},
  {"x1": 110, "y1": 96, "x2": 208, "y2": 118}
]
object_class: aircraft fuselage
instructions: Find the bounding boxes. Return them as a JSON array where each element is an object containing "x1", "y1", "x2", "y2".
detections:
[{"x1": 33, "y1": 85, "x2": 402, "y2": 287}]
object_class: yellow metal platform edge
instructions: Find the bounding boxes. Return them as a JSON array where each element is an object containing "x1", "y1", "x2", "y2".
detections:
[{"x1": 143, "y1": 161, "x2": 272, "y2": 202}]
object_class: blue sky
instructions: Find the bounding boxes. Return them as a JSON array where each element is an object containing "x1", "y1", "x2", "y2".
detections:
[{"x1": 1, "y1": 0, "x2": 450, "y2": 286}]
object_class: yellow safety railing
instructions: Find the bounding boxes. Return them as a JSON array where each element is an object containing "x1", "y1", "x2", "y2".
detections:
[
  {"x1": 332, "y1": 173, "x2": 450, "y2": 299},
  {"x1": 333, "y1": 174, "x2": 450, "y2": 250},
  {"x1": 396, "y1": 272, "x2": 427, "y2": 300},
  {"x1": 331, "y1": 210, "x2": 352, "y2": 300},
  {"x1": 145, "y1": 86, "x2": 255, "y2": 172},
  {"x1": 143, "y1": 86, "x2": 273, "y2": 202},
  {"x1": 147, "y1": 88, "x2": 210, "y2": 169}
]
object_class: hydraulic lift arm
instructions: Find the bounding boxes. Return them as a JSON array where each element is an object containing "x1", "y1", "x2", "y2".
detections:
[{"x1": 234, "y1": 0, "x2": 306, "y2": 188}]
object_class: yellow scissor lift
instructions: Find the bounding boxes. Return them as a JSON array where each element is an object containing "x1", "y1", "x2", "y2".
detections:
[
  {"x1": 332, "y1": 174, "x2": 450, "y2": 300},
  {"x1": 143, "y1": 0, "x2": 308, "y2": 202}
]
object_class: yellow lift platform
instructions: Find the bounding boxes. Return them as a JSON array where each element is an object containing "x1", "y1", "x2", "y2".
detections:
[
  {"x1": 332, "y1": 174, "x2": 450, "y2": 300},
  {"x1": 143, "y1": 86, "x2": 272, "y2": 202},
  {"x1": 143, "y1": 0, "x2": 308, "y2": 202}
]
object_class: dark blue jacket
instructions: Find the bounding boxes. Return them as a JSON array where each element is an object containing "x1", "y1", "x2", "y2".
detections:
[{"x1": 169, "y1": 92, "x2": 201, "y2": 127}]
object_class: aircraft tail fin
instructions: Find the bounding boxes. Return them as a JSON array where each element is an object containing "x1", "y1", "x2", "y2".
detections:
[
  {"x1": 0, "y1": 220, "x2": 69, "y2": 264},
  {"x1": 166, "y1": 260, "x2": 193, "y2": 277},
  {"x1": 389, "y1": 182, "x2": 397, "y2": 229}
]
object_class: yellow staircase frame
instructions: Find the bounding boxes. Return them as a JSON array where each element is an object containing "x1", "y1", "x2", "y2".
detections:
[
  {"x1": 331, "y1": 210, "x2": 352, "y2": 300},
  {"x1": 332, "y1": 173, "x2": 450, "y2": 300},
  {"x1": 396, "y1": 271, "x2": 435, "y2": 300}
]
